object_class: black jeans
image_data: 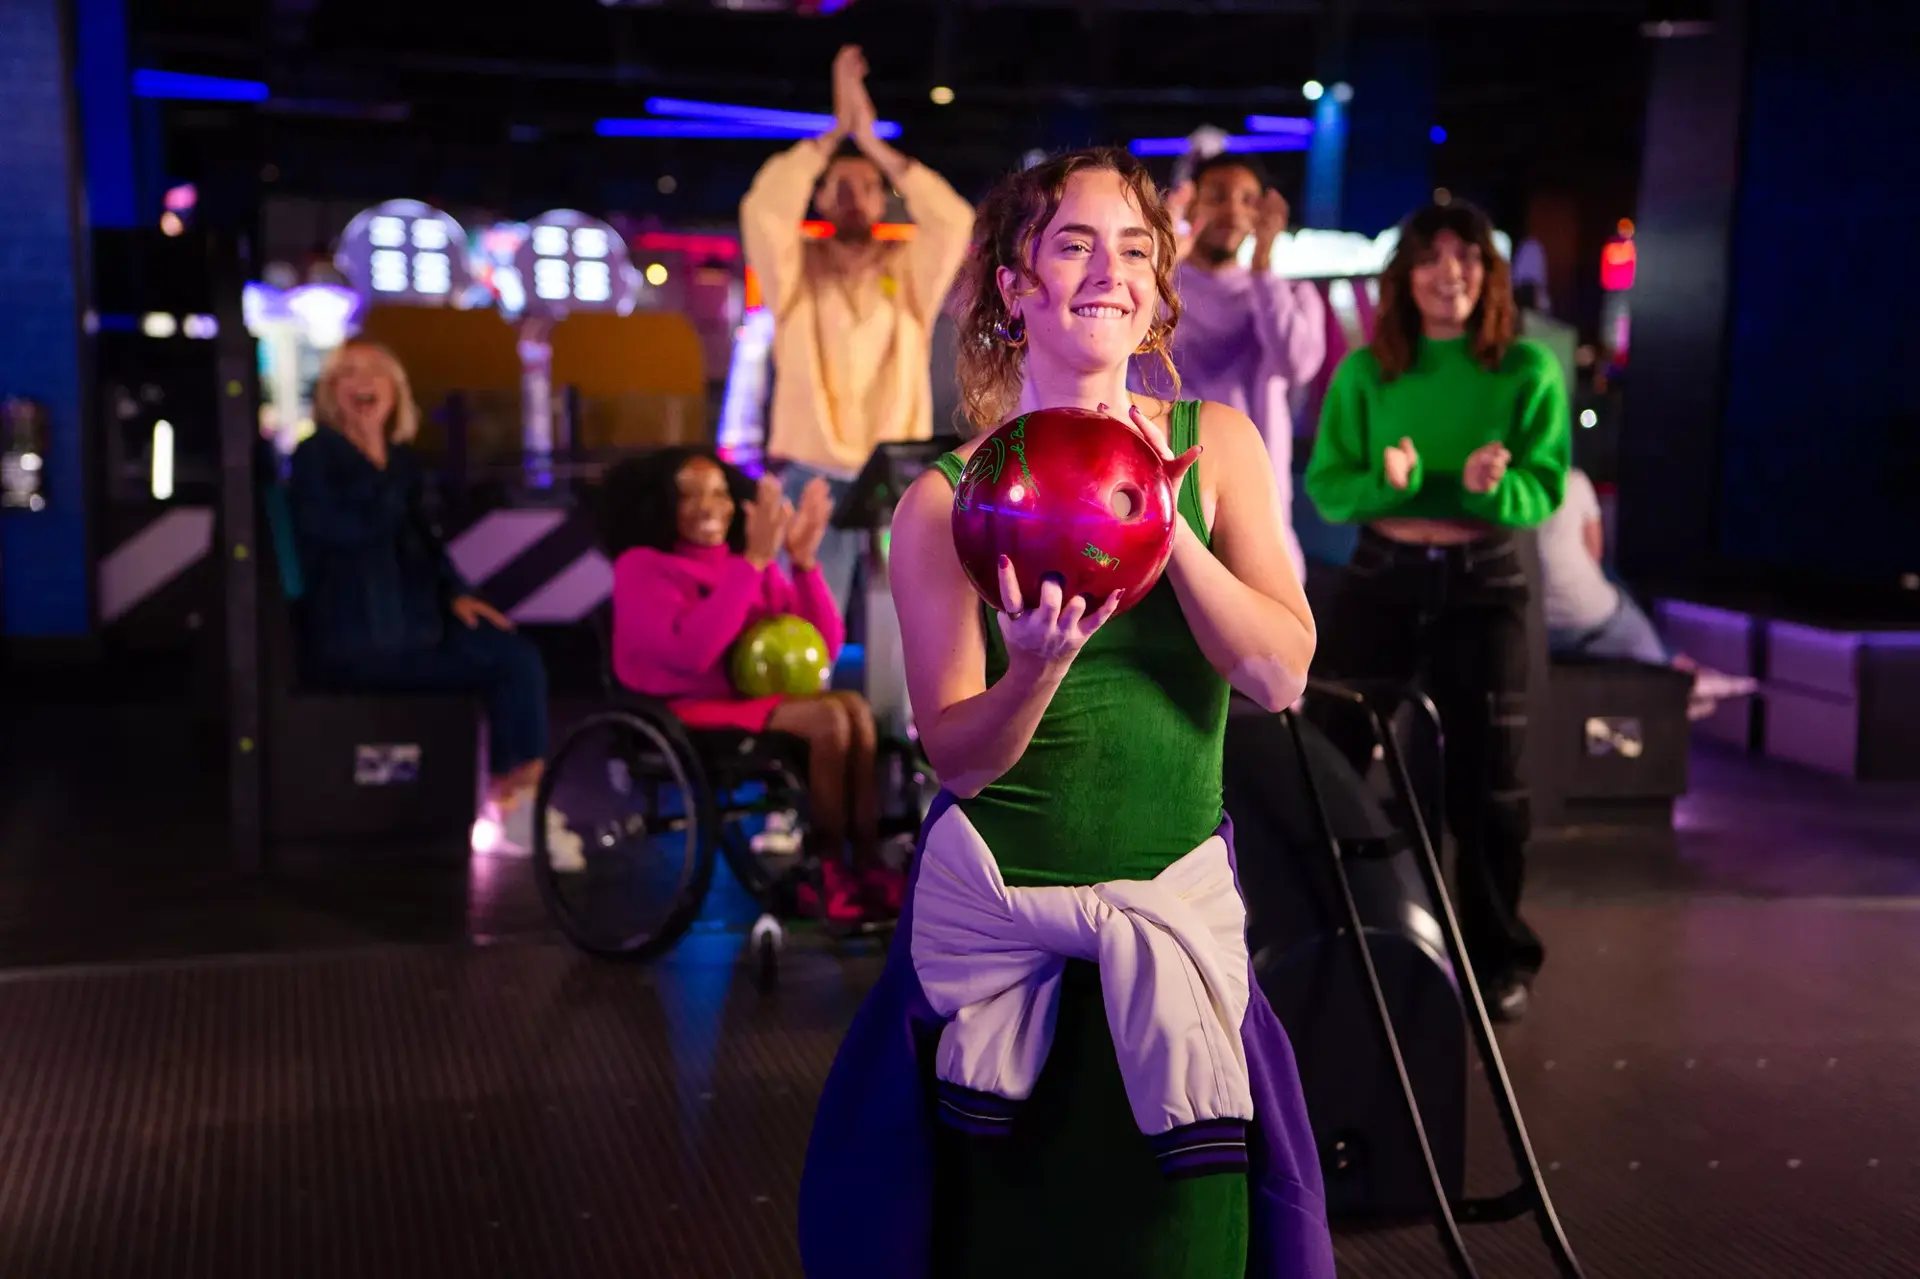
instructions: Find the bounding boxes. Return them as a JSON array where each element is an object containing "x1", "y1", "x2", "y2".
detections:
[{"x1": 1318, "y1": 528, "x2": 1543, "y2": 987}]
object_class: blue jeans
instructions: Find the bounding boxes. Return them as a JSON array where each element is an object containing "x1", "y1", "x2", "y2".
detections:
[
  {"x1": 779, "y1": 461, "x2": 863, "y2": 621},
  {"x1": 1549, "y1": 589, "x2": 1672, "y2": 666},
  {"x1": 321, "y1": 620, "x2": 550, "y2": 776}
]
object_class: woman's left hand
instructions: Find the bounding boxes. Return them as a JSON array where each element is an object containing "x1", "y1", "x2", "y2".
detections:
[
  {"x1": 784, "y1": 477, "x2": 834, "y2": 570},
  {"x1": 1462, "y1": 442, "x2": 1512, "y2": 495},
  {"x1": 1102, "y1": 402, "x2": 1203, "y2": 491},
  {"x1": 452, "y1": 595, "x2": 514, "y2": 631}
]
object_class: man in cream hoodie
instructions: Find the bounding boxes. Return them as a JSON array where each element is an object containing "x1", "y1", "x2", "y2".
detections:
[{"x1": 740, "y1": 45, "x2": 975, "y2": 612}]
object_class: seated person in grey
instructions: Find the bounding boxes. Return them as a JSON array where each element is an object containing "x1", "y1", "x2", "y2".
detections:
[{"x1": 1539, "y1": 468, "x2": 1755, "y2": 719}]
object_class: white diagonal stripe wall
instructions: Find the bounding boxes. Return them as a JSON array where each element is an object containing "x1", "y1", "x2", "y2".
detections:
[
  {"x1": 445, "y1": 509, "x2": 568, "y2": 588},
  {"x1": 509, "y1": 551, "x2": 613, "y2": 624},
  {"x1": 97, "y1": 507, "x2": 216, "y2": 623}
]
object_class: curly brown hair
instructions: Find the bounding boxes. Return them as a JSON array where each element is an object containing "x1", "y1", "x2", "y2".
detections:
[
  {"x1": 1370, "y1": 201, "x2": 1517, "y2": 382},
  {"x1": 952, "y1": 147, "x2": 1182, "y2": 432}
]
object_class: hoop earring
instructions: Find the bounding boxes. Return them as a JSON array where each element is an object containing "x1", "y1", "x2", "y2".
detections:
[{"x1": 993, "y1": 313, "x2": 1027, "y2": 348}]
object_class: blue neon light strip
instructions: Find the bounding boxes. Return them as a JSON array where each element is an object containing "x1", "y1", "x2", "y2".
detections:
[
  {"x1": 643, "y1": 97, "x2": 902, "y2": 139},
  {"x1": 597, "y1": 119, "x2": 831, "y2": 139},
  {"x1": 1243, "y1": 115, "x2": 1316, "y2": 136},
  {"x1": 132, "y1": 69, "x2": 270, "y2": 102},
  {"x1": 1128, "y1": 134, "x2": 1311, "y2": 157}
]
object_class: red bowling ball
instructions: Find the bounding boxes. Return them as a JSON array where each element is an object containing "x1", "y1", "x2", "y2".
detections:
[{"x1": 950, "y1": 406, "x2": 1177, "y2": 616}]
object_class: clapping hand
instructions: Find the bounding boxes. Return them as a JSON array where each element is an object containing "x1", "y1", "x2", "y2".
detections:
[
  {"x1": 832, "y1": 45, "x2": 876, "y2": 141},
  {"x1": 785, "y1": 476, "x2": 833, "y2": 571},
  {"x1": 1462, "y1": 442, "x2": 1511, "y2": 496},
  {"x1": 1165, "y1": 182, "x2": 1206, "y2": 266},
  {"x1": 1383, "y1": 437, "x2": 1420, "y2": 491},
  {"x1": 742, "y1": 476, "x2": 794, "y2": 571},
  {"x1": 1251, "y1": 189, "x2": 1290, "y2": 270}
]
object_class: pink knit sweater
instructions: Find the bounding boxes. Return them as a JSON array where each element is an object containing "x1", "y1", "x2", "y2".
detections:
[{"x1": 611, "y1": 541, "x2": 845, "y2": 730}]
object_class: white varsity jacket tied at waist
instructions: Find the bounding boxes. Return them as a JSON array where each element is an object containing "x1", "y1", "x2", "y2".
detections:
[{"x1": 908, "y1": 803, "x2": 1255, "y2": 1177}]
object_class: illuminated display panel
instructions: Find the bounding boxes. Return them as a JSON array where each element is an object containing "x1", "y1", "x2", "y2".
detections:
[{"x1": 336, "y1": 200, "x2": 474, "y2": 305}]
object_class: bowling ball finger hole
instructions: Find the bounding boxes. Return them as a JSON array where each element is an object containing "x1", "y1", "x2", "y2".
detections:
[{"x1": 1109, "y1": 484, "x2": 1144, "y2": 520}]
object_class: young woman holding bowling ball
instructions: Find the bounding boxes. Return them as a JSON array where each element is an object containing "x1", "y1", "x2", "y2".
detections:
[
  {"x1": 602, "y1": 447, "x2": 899, "y2": 924},
  {"x1": 1304, "y1": 201, "x2": 1571, "y2": 1023},
  {"x1": 798, "y1": 149, "x2": 1333, "y2": 1279}
]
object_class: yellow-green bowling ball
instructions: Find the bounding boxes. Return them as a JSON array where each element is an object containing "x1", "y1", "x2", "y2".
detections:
[{"x1": 729, "y1": 615, "x2": 833, "y2": 698}]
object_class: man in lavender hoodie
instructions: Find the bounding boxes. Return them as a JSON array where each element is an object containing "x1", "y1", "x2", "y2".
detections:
[{"x1": 1138, "y1": 154, "x2": 1328, "y2": 580}]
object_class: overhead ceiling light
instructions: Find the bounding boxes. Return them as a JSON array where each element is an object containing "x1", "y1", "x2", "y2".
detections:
[
  {"x1": 930, "y1": 86, "x2": 955, "y2": 106},
  {"x1": 1302, "y1": 80, "x2": 1324, "y2": 101}
]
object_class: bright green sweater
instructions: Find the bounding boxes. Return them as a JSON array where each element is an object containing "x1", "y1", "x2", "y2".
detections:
[{"x1": 1305, "y1": 335, "x2": 1570, "y2": 528}]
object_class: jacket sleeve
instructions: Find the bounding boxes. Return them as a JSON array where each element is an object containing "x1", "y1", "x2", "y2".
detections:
[
  {"x1": 1249, "y1": 276, "x2": 1328, "y2": 388},
  {"x1": 1459, "y1": 349, "x2": 1571, "y2": 529},
  {"x1": 740, "y1": 141, "x2": 832, "y2": 320},
  {"x1": 895, "y1": 162, "x2": 976, "y2": 329},
  {"x1": 613, "y1": 549, "x2": 768, "y2": 682},
  {"x1": 1304, "y1": 355, "x2": 1422, "y2": 526},
  {"x1": 288, "y1": 437, "x2": 404, "y2": 551}
]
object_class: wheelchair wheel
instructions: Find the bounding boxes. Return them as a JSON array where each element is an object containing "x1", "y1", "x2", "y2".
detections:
[{"x1": 533, "y1": 707, "x2": 720, "y2": 961}]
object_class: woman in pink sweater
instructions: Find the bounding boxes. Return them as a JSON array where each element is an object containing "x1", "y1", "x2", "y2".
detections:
[{"x1": 605, "y1": 447, "x2": 895, "y2": 921}]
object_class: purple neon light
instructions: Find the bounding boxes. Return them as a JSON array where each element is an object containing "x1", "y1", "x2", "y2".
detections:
[
  {"x1": 1242, "y1": 115, "x2": 1316, "y2": 136},
  {"x1": 643, "y1": 97, "x2": 902, "y2": 139},
  {"x1": 597, "y1": 119, "x2": 818, "y2": 139},
  {"x1": 1128, "y1": 134, "x2": 1310, "y2": 157}
]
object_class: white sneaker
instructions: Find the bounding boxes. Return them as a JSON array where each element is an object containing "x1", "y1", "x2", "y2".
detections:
[
  {"x1": 545, "y1": 808, "x2": 586, "y2": 874},
  {"x1": 497, "y1": 799, "x2": 535, "y2": 856}
]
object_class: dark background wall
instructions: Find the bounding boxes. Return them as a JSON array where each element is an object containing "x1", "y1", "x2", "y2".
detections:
[
  {"x1": 0, "y1": 0, "x2": 91, "y2": 639},
  {"x1": 1716, "y1": 0, "x2": 1920, "y2": 585}
]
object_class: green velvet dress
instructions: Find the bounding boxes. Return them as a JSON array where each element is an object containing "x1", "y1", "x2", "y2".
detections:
[{"x1": 926, "y1": 401, "x2": 1248, "y2": 1279}]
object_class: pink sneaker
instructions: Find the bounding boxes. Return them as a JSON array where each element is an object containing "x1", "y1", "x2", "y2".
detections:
[{"x1": 795, "y1": 861, "x2": 869, "y2": 928}]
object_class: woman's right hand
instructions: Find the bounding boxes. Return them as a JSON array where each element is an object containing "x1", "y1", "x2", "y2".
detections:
[
  {"x1": 743, "y1": 476, "x2": 793, "y2": 570},
  {"x1": 1383, "y1": 437, "x2": 1420, "y2": 491},
  {"x1": 993, "y1": 557, "x2": 1122, "y2": 674}
]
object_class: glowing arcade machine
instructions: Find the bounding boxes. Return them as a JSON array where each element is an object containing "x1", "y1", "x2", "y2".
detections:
[{"x1": 501, "y1": 210, "x2": 643, "y2": 491}]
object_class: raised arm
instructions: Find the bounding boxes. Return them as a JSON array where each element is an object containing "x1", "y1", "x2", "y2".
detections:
[
  {"x1": 1160, "y1": 404, "x2": 1317, "y2": 712},
  {"x1": 782, "y1": 563, "x2": 847, "y2": 661},
  {"x1": 891, "y1": 468, "x2": 1114, "y2": 799},
  {"x1": 839, "y1": 57, "x2": 974, "y2": 326},
  {"x1": 1248, "y1": 275, "x2": 1328, "y2": 387},
  {"x1": 740, "y1": 134, "x2": 839, "y2": 321}
]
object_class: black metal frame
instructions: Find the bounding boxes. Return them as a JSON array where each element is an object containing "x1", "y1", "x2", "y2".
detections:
[
  {"x1": 1284, "y1": 677, "x2": 1583, "y2": 1279},
  {"x1": 528, "y1": 609, "x2": 817, "y2": 964}
]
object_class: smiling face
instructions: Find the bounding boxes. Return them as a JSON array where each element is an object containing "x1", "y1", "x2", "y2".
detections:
[
  {"x1": 1191, "y1": 162, "x2": 1262, "y2": 262},
  {"x1": 674, "y1": 456, "x2": 736, "y2": 548},
  {"x1": 328, "y1": 344, "x2": 399, "y2": 438},
  {"x1": 997, "y1": 168, "x2": 1159, "y2": 375},
  {"x1": 1408, "y1": 228, "x2": 1486, "y2": 337},
  {"x1": 814, "y1": 155, "x2": 888, "y2": 242}
]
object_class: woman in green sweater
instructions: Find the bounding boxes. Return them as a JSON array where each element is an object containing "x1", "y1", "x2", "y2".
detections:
[
  {"x1": 1305, "y1": 201, "x2": 1570, "y2": 1022},
  {"x1": 799, "y1": 148, "x2": 1332, "y2": 1279}
]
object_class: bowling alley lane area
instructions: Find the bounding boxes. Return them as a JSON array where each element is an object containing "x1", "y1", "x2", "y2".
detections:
[{"x1": 1, "y1": 690, "x2": 1918, "y2": 1278}]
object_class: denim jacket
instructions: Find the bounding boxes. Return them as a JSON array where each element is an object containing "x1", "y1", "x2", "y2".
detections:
[{"x1": 288, "y1": 427, "x2": 466, "y2": 666}]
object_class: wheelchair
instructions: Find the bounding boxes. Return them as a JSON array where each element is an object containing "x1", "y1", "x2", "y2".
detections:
[{"x1": 530, "y1": 607, "x2": 931, "y2": 988}]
